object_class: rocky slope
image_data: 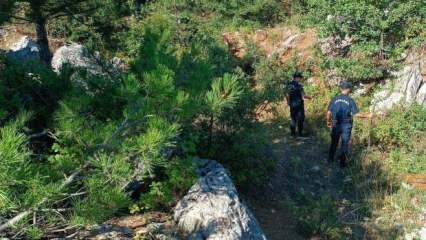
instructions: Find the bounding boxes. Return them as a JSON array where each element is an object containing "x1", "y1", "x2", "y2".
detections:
[{"x1": 371, "y1": 46, "x2": 426, "y2": 113}]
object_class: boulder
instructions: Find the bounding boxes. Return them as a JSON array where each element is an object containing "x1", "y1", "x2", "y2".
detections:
[
  {"x1": 6, "y1": 36, "x2": 40, "y2": 61},
  {"x1": 174, "y1": 159, "x2": 267, "y2": 240},
  {"x1": 51, "y1": 43, "x2": 104, "y2": 73},
  {"x1": 319, "y1": 35, "x2": 352, "y2": 57}
]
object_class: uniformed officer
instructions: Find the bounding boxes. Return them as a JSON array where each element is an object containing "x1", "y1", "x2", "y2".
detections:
[
  {"x1": 326, "y1": 81, "x2": 372, "y2": 168},
  {"x1": 287, "y1": 72, "x2": 311, "y2": 137}
]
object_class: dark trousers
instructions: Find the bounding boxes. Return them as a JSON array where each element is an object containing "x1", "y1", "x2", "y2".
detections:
[
  {"x1": 329, "y1": 124, "x2": 352, "y2": 167},
  {"x1": 290, "y1": 106, "x2": 305, "y2": 136}
]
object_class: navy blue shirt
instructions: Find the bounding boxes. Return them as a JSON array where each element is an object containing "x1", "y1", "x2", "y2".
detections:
[
  {"x1": 287, "y1": 80, "x2": 304, "y2": 108},
  {"x1": 328, "y1": 94, "x2": 359, "y2": 124}
]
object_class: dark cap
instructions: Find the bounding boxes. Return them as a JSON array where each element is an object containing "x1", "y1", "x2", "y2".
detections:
[
  {"x1": 339, "y1": 81, "x2": 352, "y2": 89},
  {"x1": 293, "y1": 72, "x2": 303, "y2": 79}
]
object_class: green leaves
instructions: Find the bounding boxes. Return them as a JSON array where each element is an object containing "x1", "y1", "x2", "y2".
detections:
[
  {"x1": 205, "y1": 73, "x2": 244, "y2": 116},
  {"x1": 305, "y1": 0, "x2": 425, "y2": 49},
  {"x1": 124, "y1": 117, "x2": 179, "y2": 177}
]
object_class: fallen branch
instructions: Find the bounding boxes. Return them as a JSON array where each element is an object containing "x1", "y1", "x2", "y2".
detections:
[
  {"x1": 0, "y1": 164, "x2": 88, "y2": 232},
  {"x1": 27, "y1": 130, "x2": 50, "y2": 139}
]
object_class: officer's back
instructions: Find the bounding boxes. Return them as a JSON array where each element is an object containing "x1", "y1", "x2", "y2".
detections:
[{"x1": 328, "y1": 94, "x2": 359, "y2": 126}]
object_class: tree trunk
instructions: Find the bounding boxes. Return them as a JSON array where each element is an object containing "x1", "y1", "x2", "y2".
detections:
[
  {"x1": 31, "y1": 2, "x2": 52, "y2": 65},
  {"x1": 207, "y1": 114, "x2": 214, "y2": 153}
]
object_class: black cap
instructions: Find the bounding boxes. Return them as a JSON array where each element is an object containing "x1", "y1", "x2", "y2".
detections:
[
  {"x1": 339, "y1": 81, "x2": 352, "y2": 89},
  {"x1": 293, "y1": 72, "x2": 303, "y2": 79}
]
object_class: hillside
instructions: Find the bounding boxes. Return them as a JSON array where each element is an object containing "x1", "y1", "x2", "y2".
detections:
[{"x1": 0, "y1": 1, "x2": 425, "y2": 239}]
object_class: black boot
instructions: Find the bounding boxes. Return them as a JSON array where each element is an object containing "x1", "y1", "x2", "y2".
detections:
[
  {"x1": 339, "y1": 155, "x2": 347, "y2": 168},
  {"x1": 290, "y1": 127, "x2": 297, "y2": 137}
]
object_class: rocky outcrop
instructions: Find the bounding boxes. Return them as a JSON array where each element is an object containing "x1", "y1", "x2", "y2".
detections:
[
  {"x1": 319, "y1": 35, "x2": 352, "y2": 57},
  {"x1": 5, "y1": 36, "x2": 40, "y2": 61},
  {"x1": 371, "y1": 47, "x2": 426, "y2": 113},
  {"x1": 51, "y1": 43, "x2": 104, "y2": 73},
  {"x1": 51, "y1": 43, "x2": 127, "y2": 76},
  {"x1": 174, "y1": 159, "x2": 267, "y2": 240}
]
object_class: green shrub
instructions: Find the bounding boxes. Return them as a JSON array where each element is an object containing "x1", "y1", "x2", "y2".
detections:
[
  {"x1": 0, "y1": 57, "x2": 71, "y2": 125},
  {"x1": 131, "y1": 158, "x2": 196, "y2": 212},
  {"x1": 372, "y1": 104, "x2": 426, "y2": 147},
  {"x1": 295, "y1": 196, "x2": 347, "y2": 240}
]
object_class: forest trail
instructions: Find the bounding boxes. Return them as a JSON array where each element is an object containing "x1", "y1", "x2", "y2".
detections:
[{"x1": 246, "y1": 133, "x2": 363, "y2": 240}]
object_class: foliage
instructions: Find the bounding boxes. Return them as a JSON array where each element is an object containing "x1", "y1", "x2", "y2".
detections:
[
  {"x1": 295, "y1": 0, "x2": 426, "y2": 83},
  {"x1": 372, "y1": 104, "x2": 426, "y2": 147},
  {"x1": 221, "y1": 126, "x2": 276, "y2": 189},
  {"x1": 302, "y1": 0, "x2": 425, "y2": 48},
  {"x1": 295, "y1": 196, "x2": 347, "y2": 240},
  {"x1": 0, "y1": 57, "x2": 70, "y2": 124},
  {"x1": 2, "y1": 0, "x2": 424, "y2": 238},
  {"x1": 321, "y1": 56, "x2": 384, "y2": 83},
  {"x1": 132, "y1": 159, "x2": 196, "y2": 212}
]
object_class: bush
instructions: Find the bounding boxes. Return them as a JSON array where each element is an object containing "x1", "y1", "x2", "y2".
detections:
[
  {"x1": 0, "y1": 57, "x2": 71, "y2": 125},
  {"x1": 231, "y1": 127, "x2": 276, "y2": 188},
  {"x1": 372, "y1": 104, "x2": 426, "y2": 147}
]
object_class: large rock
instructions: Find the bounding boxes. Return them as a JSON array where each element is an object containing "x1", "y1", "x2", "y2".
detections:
[
  {"x1": 319, "y1": 35, "x2": 352, "y2": 57},
  {"x1": 174, "y1": 159, "x2": 267, "y2": 240},
  {"x1": 51, "y1": 43, "x2": 104, "y2": 73},
  {"x1": 371, "y1": 47, "x2": 425, "y2": 113},
  {"x1": 5, "y1": 36, "x2": 40, "y2": 61}
]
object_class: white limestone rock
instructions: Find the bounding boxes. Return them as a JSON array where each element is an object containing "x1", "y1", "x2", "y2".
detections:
[
  {"x1": 174, "y1": 159, "x2": 267, "y2": 240},
  {"x1": 51, "y1": 43, "x2": 103, "y2": 73},
  {"x1": 6, "y1": 36, "x2": 40, "y2": 61}
]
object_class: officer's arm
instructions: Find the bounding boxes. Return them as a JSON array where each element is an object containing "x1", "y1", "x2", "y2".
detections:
[
  {"x1": 355, "y1": 112, "x2": 373, "y2": 119},
  {"x1": 326, "y1": 110, "x2": 333, "y2": 128},
  {"x1": 301, "y1": 87, "x2": 312, "y2": 100}
]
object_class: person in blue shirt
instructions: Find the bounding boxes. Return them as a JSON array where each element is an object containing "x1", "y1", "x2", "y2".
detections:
[
  {"x1": 326, "y1": 81, "x2": 372, "y2": 168},
  {"x1": 286, "y1": 72, "x2": 311, "y2": 137}
]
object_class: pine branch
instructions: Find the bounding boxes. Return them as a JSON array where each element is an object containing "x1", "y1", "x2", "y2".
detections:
[
  {"x1": 0, "y1": 163, "x2": 88, "y2": 232},
  {"x1": 44, "y1": 0, "x2": 88, "y2": 17},
  {"x1": 0, "y1": 118, "x2": 145, "y2": 232}
]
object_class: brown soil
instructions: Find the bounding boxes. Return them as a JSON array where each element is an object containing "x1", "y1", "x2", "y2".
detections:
[
  {"x1": 405, "y1": 174, "x2": 426, "y2": 191},
  {"x1": 0, "y1": 24, "x2": 64, "y2": 53},
  {"x1": 223, "y1": 26, "x2": 318, "y2": 69}
]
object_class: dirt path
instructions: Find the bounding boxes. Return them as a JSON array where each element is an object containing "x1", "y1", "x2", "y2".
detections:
[{"x1": 246, "y1": 135, "x2": 360, "y2": 240}]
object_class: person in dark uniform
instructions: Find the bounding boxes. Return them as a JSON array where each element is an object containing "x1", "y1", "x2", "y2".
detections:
[
  {"x1": 326, "y1": 81, "x2": 372, "y2": 168},
  {"x1": 287, "y1": 72, "x2": 311, "y2": 137}
]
